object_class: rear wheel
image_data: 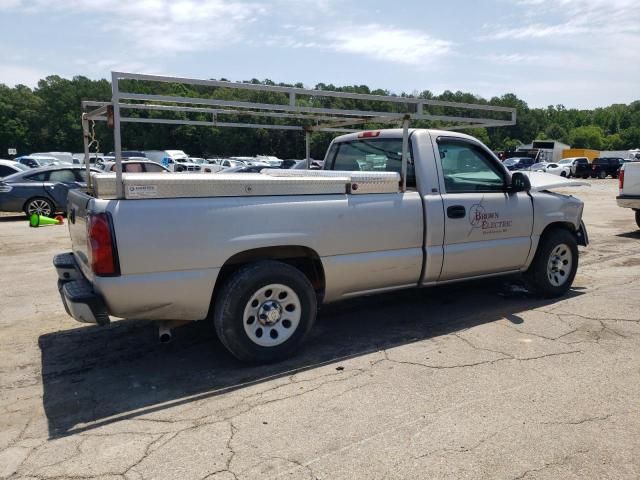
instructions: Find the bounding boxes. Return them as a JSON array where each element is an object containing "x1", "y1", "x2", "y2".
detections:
[
  {"x1": 213, "y1": 261, "x2": 317, "y2": 362},
  {"x1": 24, "y1": 197, "x2": 54, "y2": 218},
  {"x1": 560, "y1": 171, "x2": 567, "y2": 177},
  {"x1": 524, "y1": 229, "x2": 578, "y2": 297}
]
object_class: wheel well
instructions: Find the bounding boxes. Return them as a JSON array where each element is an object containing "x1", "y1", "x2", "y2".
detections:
[
  {"x1": 209, "y1": 246, "x2": 325, "y2": 315},
  {"x1": 22, "y1": 196, "x2": 55, "y2": 213},
  {"x1": 540, "y1": 222, "x2": 576, "y2": 238}
]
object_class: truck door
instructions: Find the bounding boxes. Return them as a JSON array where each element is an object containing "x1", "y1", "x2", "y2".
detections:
[{"x1": 434, "y1": 137, "x2": 533, "y2": 280}]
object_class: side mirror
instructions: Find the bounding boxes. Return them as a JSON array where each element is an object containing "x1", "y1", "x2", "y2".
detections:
[{"x1": 509, "y1": 172, "x2": 531, "y2": 193}]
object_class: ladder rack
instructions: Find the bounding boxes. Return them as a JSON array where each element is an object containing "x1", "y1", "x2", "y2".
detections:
[{"x1": 82, "y1": 71, "x2": 517, "y2": 198}]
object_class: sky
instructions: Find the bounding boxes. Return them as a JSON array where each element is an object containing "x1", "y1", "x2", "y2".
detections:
[{"x1": 0, "y1": 0, "x2": 638, "y2": 108}]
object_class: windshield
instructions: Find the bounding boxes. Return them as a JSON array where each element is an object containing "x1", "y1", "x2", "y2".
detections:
[{"x1": 503, "y1": 158, "x2": 518, "y2": 166}]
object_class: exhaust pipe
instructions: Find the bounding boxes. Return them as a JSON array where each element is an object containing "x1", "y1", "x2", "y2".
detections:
[
  {"x1": 159, "y1": 324, "x2": 172, "y2": 343},
  {"x1": 158, "y1": 320, "x2": 192, "y2": 344}
]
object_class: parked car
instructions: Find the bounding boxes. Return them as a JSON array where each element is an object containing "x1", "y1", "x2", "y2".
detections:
[
  {"x1": 255, "y1": 155, "x2": 283, "y2": 167},
  {"x1": 502, "y1": 157, "x2": 534, "y2": 171},
  {"x1": 55, "y1": 129, "x2": 588, "y2": 362},
  {"x1": 558, "y1": 157, "x2": 590, "y2": 178},
  {"x1": 31, "y1": 152, "x2": 74, "y2": 164},
  {"x1": 73, "y1": 154, "x2": 107, "y2": 167},
  {"x1": 221, "y1": 165, "x2": 280, "y2": 173},
  {"x1": 0, "y1": 165, "x2": 101, "y2": 217},
  {"x1": 106, "y1": 150, "x2": 147, "y2": 159},
  {"x1": 145, "y1": 150, "x2": 202, "y2": 172},
  {"x1": 616, "y1": 162, "x2": 640, "y2": 229},
  {"x1": 543, "y1": 162, "x2": 570, "y2": 177},
  {"x1": 292, "y1": 160, "x2": 324, "y2": 170},
  {"x1": 218, "y1": 159, "x2": 247, "y2": 168},
  {"x1": 280, "y1": 159, "x2": 299, "y2": 169},
  {"x1": 15, "y1": 155, "x2": 59, "y2": 169},
  {"x1": 529, "y1": 162, "x2": 548, "y2": 172},
  {"x1": 0, "y1": 159, "x2": 29, "y2": 178},
  {"x1": 101, "y1": 160, "x2": 169, "y2": 173},
  {"x1": 591, "y1": 157, "x2": 625, "y2": 179}
]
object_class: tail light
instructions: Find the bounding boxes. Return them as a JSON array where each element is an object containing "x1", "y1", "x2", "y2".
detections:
[
  {"x1": 88, "y1": 213, "x2": 119, "y2": 276},
  {"x1": 0, "y1": 182, "x2": 12, "y2": 193},
  {"x1": 619, "y1": 169, "x2": 625, "y2": 190}
]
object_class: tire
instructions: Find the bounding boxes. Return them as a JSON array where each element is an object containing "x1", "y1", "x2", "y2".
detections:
[
  {"x1": 560, "y1": 171, "x2": 567, "y2": 177},
  {"x1": 524, "y1": 228, "x2": 578, "y2": 298},
  {"x1": 24, "y1": 197, "x2": 55, "y2": 218},
  {"x1": 598, "y1": 170, "x2": 606, "y2": 179},
  {"x1": 635, "y1": 210, "x2": 640, "y2": 230},
  {"x1": 213, "y1": 260, "x2": 317, "y2": 363}
]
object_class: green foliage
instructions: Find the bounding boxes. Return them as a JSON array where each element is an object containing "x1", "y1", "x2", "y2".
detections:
[
  {"x1": 544, "y1": 123, "x2": 569, "y2": 143},
  {"x1": 0, "y1": 75, "x2": 639, "y2": 158},
  {"x1": 502, "y1": 138, "x2": 523, "y2": 151},
  {"x1": 568, "y1": 125, "x2": 605, "y2": 150}
]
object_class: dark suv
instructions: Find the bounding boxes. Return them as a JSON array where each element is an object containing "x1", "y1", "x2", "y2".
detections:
[
  {"x1": 560, "y1": 157, "x2": 591, "y2": 178},
  {"x1": 591, "y1": 157, "x2": 625, "y2": 179}
]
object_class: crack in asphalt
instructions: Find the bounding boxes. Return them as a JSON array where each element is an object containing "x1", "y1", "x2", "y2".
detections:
[
  {"x1": 511, "y1": 448, "x2": 590, "y2": 480},
  {"x1": 540, "y1": 413, "x2": 615, "y2": 426}
]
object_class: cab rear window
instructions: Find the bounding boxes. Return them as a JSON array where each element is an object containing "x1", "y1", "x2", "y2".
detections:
[{"x1": 326, "y1": 138, "x2": 415, "y2": 187}]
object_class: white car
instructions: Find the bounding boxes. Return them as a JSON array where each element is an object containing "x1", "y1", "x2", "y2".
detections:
[
  {"x1": 543, "y1": 162, "x2": 570, "y2": 177},
  {"x1": 529, "y1": 162, "x2": 549, "y2": 172},
  {"x1": 0, "y1": 159, "x2": 30, "y2": 178}
]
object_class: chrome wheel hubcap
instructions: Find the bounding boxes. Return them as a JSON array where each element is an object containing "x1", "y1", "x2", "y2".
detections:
[
  {"x1": 547, "y1": 243, "x2": 572, "y2": 287},
  {"x1": 243, "y1": 284, "x2": 301, "y2": 347},
  {"x1": 28, "y1": 200, "x2": 51, "y2": 216}
]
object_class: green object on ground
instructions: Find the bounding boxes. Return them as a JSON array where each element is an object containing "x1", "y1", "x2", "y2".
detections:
[{"x1": 29, "y1": 214, "x2": 60, "y2": 227}]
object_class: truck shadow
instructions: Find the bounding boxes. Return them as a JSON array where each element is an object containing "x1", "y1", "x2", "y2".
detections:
[{"x1": 39, "y1": 277, "x2": 582, "y2": 438}]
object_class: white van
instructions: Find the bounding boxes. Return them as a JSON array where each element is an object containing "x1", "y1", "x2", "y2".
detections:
[{"x1": 144, "y1": 150, "x2": 202, "y2": 172}]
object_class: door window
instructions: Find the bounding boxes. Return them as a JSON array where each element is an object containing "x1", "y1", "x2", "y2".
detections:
[
  {"x1": 144, "y1": 163, "x2": 166, "y2": 172},
  {"x1": 437, "y1": 140, "x2": 506, "y2": 193},
  {"x1": 49, "y1": 169, "x2": 77, "y2": 182},
  {"x1": 26, "y1": 172, "x2": 49, "y2": 181}
]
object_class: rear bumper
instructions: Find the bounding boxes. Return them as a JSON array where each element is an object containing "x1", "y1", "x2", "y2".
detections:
[
  {"x1": 617, "y1": 195, "x2": 640, "y2": 209},
  {"x1": 54, "y1": 252, "x2": 110, "y2": 325}
]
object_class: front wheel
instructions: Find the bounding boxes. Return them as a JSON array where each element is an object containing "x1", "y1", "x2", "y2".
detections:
[
  {"x1": 560, "y1": 171, "x2": 567, "y2": 177},
  {"x1": 213, "y1": 261, "x2": 317, "y2": 362},
  {"x1": 524, "y1": 229, "x2": 579, "y2": 297}
]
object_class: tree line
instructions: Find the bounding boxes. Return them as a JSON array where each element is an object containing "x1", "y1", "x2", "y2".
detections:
[{"x1": 1, "y1": 75, "x2": 639, "y2": 160}]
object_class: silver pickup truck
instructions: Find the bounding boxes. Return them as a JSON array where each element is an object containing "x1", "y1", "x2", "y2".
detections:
[{"x1": 54, "y1": 129, "x2": 588, "y2": 362}]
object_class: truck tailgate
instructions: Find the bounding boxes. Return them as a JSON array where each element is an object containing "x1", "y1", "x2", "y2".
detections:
[{"x1": 66, "y1": 189, "x2": 93, "y2": 279}]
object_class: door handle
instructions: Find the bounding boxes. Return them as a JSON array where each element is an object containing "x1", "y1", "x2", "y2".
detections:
[{"x1": 447, "y1": 205, "x2": 466, "y2": 219}]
